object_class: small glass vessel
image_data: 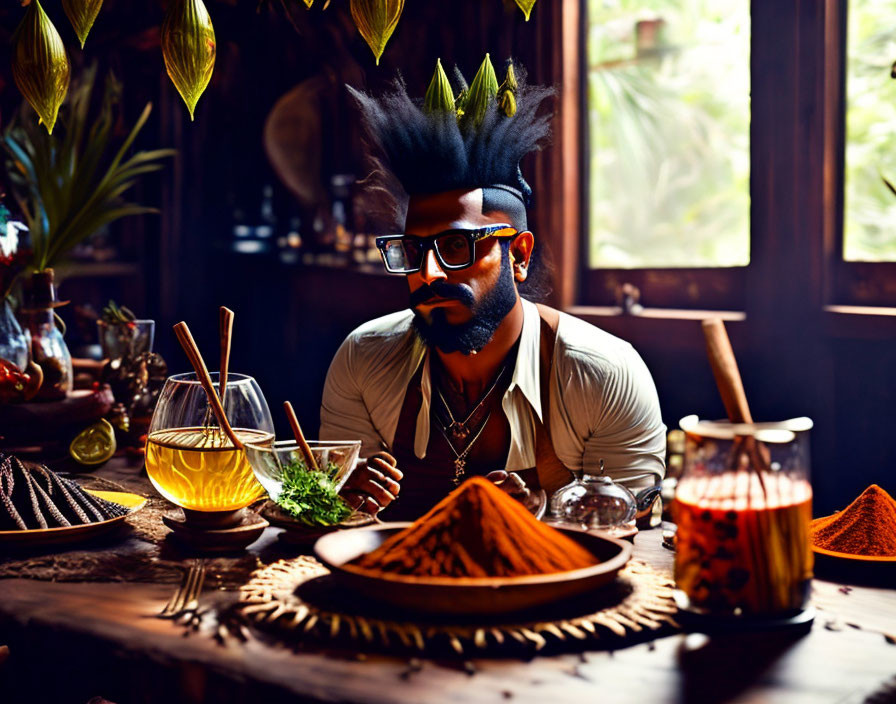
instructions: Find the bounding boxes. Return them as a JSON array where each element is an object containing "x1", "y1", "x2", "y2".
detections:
[
  {"x1": 145, "y1": 372, "x2": 275, "y2": 514},
  {"x1": 21, "y1": 269, "x2": 72, "y2": 401},
  {"x1": 98, "y1": 318, "x2": 155, "y2": 360},
  {"x1": 0, "y1": 298, "x2": 28, "y2": 370},
  {"x1": 549, "y1": 464, "x2": 638, "y2": 537}
]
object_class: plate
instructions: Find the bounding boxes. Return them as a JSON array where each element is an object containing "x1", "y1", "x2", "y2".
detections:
[
  {"x1": 811, "y1": 545, "x2": 896, "y2": 562},
  {"x1": 0, "y1": 489, "x2": 146, "y2": 547},
  {"x1": 314, "y1": 523, "x2": 632, "y2": 615}
]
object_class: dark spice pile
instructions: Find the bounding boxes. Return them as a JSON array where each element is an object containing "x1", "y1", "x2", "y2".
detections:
[
  {"x1": 810, "y1": 484, "x2": 896, "y2": 557},
  {"x1": 351, "y1": 477, "x2": 598, "y2": 578},
  {"x1": 0, "y1": 453, "x2": 128, "y2": 530}
]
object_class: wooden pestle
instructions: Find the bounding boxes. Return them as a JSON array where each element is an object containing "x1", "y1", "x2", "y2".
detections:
[
  {"x1": 283, "y1": 401, "x2": 319, "y2": 471},
  {"x1": 702, "y1": 318, "x2": 753, "y2": 424},
  {"x1": 173, "y1": 321, "x2": 243, "y2": 449},
  {"x1": 219, "y1": 307, "x2": 234, "y2": 403},
  {"x1": 701, "y1": 318, "x2": 769, "y2": 477}
]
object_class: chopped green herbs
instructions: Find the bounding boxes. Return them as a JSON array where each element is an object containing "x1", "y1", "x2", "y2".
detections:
[{"x1": 276, "y1": 459, "x2": 351, "y2": 527}]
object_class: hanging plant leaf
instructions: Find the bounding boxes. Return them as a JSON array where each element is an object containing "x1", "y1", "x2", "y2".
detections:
[
  {"x1": 423, "y1": 59, "x2": 454, "y2": 114},
  {"x1": 459, "y1": 54, "x2": 498, "y2": 130},
  {"x1": 515, "y1": 0, "x2": 536, "y2": 21},
  {"x1": 350, "y1": 0, "x2": 404, "y2": 66},
  {"x1": 61, "y1": 0, "x2": 104, "y2": 48},
  {"x1": 161, "y1": 0, "x2": 216, "y2": 121},
  {"x1": 303, "y1": 0, "x2": 314, "y2": 7},
  {"x1": 11, "y1": 0, "x2": 71, "y2": 135}
]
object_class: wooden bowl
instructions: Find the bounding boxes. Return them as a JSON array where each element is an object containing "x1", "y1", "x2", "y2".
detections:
[{"x1": 314, "y1": 522, "x2": 632, "y2": 615}]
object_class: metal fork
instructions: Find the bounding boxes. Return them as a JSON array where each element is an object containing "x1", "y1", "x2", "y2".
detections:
[{"x1": 158, "y1": 559, "x2": 206, "y2": 619}]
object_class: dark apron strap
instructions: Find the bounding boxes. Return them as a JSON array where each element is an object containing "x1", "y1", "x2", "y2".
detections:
[{"x1": 517, "y1": 304, "x2": 573, "y2": 496}]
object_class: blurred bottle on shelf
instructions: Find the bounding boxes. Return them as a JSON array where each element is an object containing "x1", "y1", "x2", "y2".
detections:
[{"x1": 231, "y1": 185, "x2": 277, "y2": 255}]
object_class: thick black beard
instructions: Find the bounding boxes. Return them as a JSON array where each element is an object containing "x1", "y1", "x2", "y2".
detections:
[{"x1": 411, "y1": 244, "x2": 517, "y2": 355}]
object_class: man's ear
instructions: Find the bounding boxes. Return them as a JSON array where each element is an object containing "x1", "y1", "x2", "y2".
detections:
[{"x1": 510, "y1": 231, "x2": 535, "y2": 282}]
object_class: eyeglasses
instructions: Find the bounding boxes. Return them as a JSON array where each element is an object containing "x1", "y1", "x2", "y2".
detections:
[{"x1": 375, "y1": 224, "x2": 519, "y2": 274}]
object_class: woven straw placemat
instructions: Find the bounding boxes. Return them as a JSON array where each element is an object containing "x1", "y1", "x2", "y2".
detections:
[{"x1": 236, "y1": 556, "x2": 679, "y2": 656}]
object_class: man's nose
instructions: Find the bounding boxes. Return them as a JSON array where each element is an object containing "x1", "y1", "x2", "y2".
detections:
[{"x1": 418, "y1": 248, "x2": 447, "y2": 285}]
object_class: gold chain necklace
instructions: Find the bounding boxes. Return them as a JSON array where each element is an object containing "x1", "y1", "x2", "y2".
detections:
[{"x1": 437, "y1": 412, "x2": 492, "y2": 486}]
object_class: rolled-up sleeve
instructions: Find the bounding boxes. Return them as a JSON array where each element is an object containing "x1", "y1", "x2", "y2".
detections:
[{"x1": 552, "y1": 332, "x2": 666, "y2": 491}]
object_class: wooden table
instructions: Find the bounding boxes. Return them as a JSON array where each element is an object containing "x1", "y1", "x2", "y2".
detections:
[{"x1": 1, "y1": 459, "x2": 894, "y2": 704}]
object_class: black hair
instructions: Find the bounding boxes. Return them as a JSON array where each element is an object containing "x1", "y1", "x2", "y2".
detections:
[{"x1": 347, "y1": 69, "x2": 554, "y2": 207}]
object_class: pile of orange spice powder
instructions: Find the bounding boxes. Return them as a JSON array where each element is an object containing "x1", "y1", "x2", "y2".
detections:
[
  {"x1": 352, "y1": 477, "x2": 598, "y2": 578},
  {"x1": 810, "y1": 484, "x2": 896, "y2": 557}
]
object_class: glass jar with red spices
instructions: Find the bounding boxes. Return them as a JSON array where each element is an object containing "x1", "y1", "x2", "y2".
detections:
[{"x1": 673, "y1": 415, "x2": 815, "y2": 622}]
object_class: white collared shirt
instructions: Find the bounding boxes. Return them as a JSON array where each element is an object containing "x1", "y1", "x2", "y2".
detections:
[{"x1": 320, "y1": 299, "x2": 666, "y2": 487}]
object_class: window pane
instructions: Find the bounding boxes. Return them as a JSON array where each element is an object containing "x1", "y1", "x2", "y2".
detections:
[
  {"x1": 585, "y1": 0, "x2": 750, "y2": 268},
  {"x1": 843, "y1": 0, "x2": 896, "y2": 262}
]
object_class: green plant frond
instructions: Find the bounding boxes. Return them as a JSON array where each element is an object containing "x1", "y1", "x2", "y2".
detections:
[
  {"x1": 107, "y1": 103, "x2": 153, "y2": 175},
  {"x1": 2, "y1": 68, "x2": 174, "y2": 271}
]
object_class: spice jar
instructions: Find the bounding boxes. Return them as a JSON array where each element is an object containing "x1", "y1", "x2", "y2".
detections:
[{"x1": 673, "y1": 415, "x2": 814, "y2": 619}]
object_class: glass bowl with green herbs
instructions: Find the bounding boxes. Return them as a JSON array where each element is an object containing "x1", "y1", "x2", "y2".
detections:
[{"x1": 244, "y1": 440, "x2": 362, "y2": 527}]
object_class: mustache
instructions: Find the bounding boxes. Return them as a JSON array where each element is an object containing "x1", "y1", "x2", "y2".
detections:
[{"x1": 409, "y1": 281, "x2": 475, "y2": 308}]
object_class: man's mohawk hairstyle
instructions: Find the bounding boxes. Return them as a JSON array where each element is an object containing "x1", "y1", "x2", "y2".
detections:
[{"x1": 348, "y1": 55, "x2": 554, "y2": 208}]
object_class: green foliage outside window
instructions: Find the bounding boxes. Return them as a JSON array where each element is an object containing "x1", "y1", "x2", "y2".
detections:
[
  {"x1": 844, "y1": 0, "x2": 896, "y2": 262},
  {"x1": 586, "y1": 0, "x2": 750, "y2": 269}
]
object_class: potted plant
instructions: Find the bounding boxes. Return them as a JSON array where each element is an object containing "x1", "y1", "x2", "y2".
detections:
[{"x1": 2, "y1": 65, "x2": 175, "y2": 400}]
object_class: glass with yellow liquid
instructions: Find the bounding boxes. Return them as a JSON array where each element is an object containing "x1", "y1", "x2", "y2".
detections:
[{"x1": 146, "y1": 373, "x2": 274, "y2": 513}]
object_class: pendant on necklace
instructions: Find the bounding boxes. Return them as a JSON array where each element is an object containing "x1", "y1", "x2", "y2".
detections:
[
  {"x1": 453, "y1": 457, "x2": 465, "y2": 485},
  {"x1": 447, "y1": 421, "x2": 470, "y2": 442}
]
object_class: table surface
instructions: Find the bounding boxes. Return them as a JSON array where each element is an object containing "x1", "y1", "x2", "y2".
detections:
[{"x1": 1, "y1": 458, "x2": 894, "y2": 704}]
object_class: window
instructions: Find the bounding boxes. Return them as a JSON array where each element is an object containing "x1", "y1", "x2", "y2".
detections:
[{"x1": 581, "y1": 0, "x2": 750, "y2": 310}]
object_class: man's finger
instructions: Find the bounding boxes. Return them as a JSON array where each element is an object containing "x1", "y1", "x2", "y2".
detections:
[
  {"x1": 352, "y1": 478, "x2": 396, "y2": 507},
  {"x1": 369, "y1": 458, "x2": 403, "y2": 484},
  {"x1": 370, "y1": 450, "x2": 397, "y2": 467},
  {"x1": 342, "y1": 490, "x2": 382, "y2": 515}
]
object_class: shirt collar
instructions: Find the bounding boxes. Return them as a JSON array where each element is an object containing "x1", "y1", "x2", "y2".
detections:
[
  {"x1": 507, "y1": 299, "x2": 543, "y2": 423},
  {"x1": 411, "y1": 298, "x2": 543, "y2": 459}
]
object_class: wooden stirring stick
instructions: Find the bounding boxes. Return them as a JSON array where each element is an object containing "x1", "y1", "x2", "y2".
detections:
[
  {"x1": 219, "y1": 307, "x2": 234, "y2": 403},
  {"x1": 701, "y1": 318, "x2": 770, "y2": 480},
  {"x1": 173, "y1": 321, "x2": 244, "y2": 450},
  {"x1": 702, "y1": 319, "x2": 753, "y2": 424},
  {"x1": 283, "y1": 401, "x2": 319, "y2": 471}
]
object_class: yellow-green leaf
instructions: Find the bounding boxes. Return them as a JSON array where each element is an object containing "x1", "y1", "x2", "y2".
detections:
[
  {"x1": 460, "y1": 54, "x2": 498, "y2": 130},
  {"x1": 497, "y1": 89, "x2": 516, "y2": 118},
  {"x1": 161, "y1": 0, "x2": 216, "y2": 121},
  {"x1": 350, "y1": 0, "x2": 404, "y2": 66},
  {"x1": 515, "y1": 0, "x2": 536, "y2": 21},
  {"x1": 303, "y1": 0, "x2": 313, "y2": 6},
  {"x1": 423, "y1": 58, "x2": 454, "y2": 114},
  {"x1": 11, "y1": 0, "x2": 71, "y2": 135},
  {"x1": 497, "y1": 62, "x2": 518, "y2": 117},
  {"x1": 61, "y1": 0, "x2": 104, "y2": 48},
  {"x1": 502, "y1": 62, "x2": 518, "y2": 93}
]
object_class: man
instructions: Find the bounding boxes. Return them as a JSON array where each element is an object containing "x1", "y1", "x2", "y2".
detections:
[{"x1": 321, "y1": 57, "x2": 665, "y2": 519}]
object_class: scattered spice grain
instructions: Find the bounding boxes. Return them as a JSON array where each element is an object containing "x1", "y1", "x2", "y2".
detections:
[
  {"x1": 810, "y1": 484, "x2": 896, "y2": 557},
  {"x1": 352, "y1": 477, "x2": 597, "y2": 577}
]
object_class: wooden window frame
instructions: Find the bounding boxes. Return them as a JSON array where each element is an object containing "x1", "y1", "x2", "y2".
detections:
[{"x1": 533, "y1": 0, "x2": 896, "y2": 341}]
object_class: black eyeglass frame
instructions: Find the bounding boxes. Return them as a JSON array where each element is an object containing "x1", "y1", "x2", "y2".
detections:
[{"x1": 375, "y1": 224, "x2": 520, "y2": 274}]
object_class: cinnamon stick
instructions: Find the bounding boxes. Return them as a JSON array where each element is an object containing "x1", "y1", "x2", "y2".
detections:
[
  {"x1": 173, "y1": 321, "x2": 243, "y2": 450},
  {"x1": 219, "y1": 307, "x2": 234, "y2": 403},
  {"x1": 701, "y1": 318, "x2": 769, "y2": 482},
  {"x1": 283, "y1": 401, "x2": 319, "y2": 471},
  {"x1": 702, "y1": 318, "x2": 753, "y2": 424}
]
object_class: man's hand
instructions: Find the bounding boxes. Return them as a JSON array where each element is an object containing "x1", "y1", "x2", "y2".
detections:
[
  {"x1": 340, "y1": 451, "x2": 403, "y2": 514},
  {"x1": 486, "y1": 470, "x2": 532, "y2": 500}
]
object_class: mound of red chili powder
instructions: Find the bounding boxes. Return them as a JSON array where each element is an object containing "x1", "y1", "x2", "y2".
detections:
[
  {"x1": 810, "y1": 484, "x2": 896, "y2": 557},
  {"x1": 352, "y1": 477, "x2": 598, "y2": 578}
]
